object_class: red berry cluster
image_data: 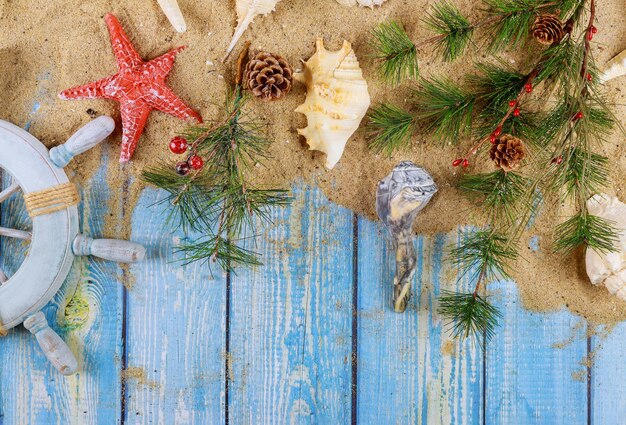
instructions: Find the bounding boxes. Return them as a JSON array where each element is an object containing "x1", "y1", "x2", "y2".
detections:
[
  {"x1": 169, "y1": 136, "x2": 205, "y2": 176},
  {"x1": 588, "y1": 25, "x2": 597, "y2": 41}
]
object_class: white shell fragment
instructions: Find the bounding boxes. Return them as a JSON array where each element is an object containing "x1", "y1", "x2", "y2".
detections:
[
  {"x1": 294, "y1": 38, "x2": 371, "y2": 170},
  {"x1": 335, "y1": 0, "x2": 387, "y2": 7},
  {"x1": 156, "y1": 0, "x2": 187, "y2": 33},
  {"x1": 225, "y1": 0, "x2": 282, "y2": 59},
  {"x1": 585, "y1": 194, "x2": 626, "y2": 301},
  {"x1": 600, "y1": 49, "x2": 626, "y2": 83}
]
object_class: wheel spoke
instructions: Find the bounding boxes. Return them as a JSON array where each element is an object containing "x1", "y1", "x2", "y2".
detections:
[
  {"x1": 0, "y1": 182, "x2": 21, "y2": 203},
  {"x1": 0, "y1": 226, "x2": 31, "y2": 241}
]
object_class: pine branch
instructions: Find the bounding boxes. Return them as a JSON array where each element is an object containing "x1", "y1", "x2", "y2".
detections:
[
  {"x1": 469, "y1": 63, "x2": 528, "y2": 110},
  {"x1": 415, "y1": 78, "x2": 476, "y2": 144},
  {"x1": 451, "y1": 228, "x2": 519, "y2": 283},
  {"x1": 367, "y1": 103, "x2": 417, "y2": 154},
  {"x1": 142, "y1": 88, "x2": 291, "y2": 272},
  {"x1": 142, "y1": 165, "x2": 216, "y2": 233},
  {"x1": 370, "y1": 21, "x2": 419, "y2": 85},
  {"x1": 175, "y1": 235, "x2": 263, "y2": 271},
  {"x1": 484, "y1": 0, "x2": 553, "y2": 52},
  {"x1": 554, "y1": 211, "x2": 618, "y2": 253},
  {"x1": 459, "y1": 170, "x2": 532, "y2": 223},
  {"x1": 424, "y1": 2, "x2": 474, "y2": 61},
  {"x1": 438, "y1": 290, "x2": 502, "y2": 342}
]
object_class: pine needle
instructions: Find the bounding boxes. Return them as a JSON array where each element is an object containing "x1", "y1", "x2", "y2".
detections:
[
  {"x1": 554, "y1": 212, "x2": 619, "y2": 253},
  {"x1": 367, "y1": 103, "x2": 416, "y2": 155},
  {"x1": 459, "y1": 170, "x2": 531, "y2": 223},
  {"x1": 484, "y1": 0, "x2": 547, "y2": 53},
  {"x1": 450, "y1": 229, "x2": 518, "y2": 283},
  {"x1": 370, "y1": 21, "x2": 419, "y2": 85},
  {"x1": 438, "y1": 290, "x2": 502, "y2": 342},
  {"x1": 424, "y1": 2, "x2": 474, "y2": 61},
  {"x1": 414, "y1": 78, "x2": 476, "y2": 144}
]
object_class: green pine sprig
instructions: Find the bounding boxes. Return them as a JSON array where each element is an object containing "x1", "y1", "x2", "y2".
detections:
[
  {"x1": 438, "y1": 290, "x2": 502, "y2": 342},
  {"x1": 367, "y1": 103, "x2": 417, "y2": 154},
  {"x1": 370, "y1": 21, "x2": 419, "y2": 85},
  {"x1": 414, "y1": 78, "x2": 476, "y2": 144},
  {"x1": 424, "y1": 2, "x2": 475, "y2": 61},
  {"x1": 554, "y1": 211, "x2": 619, "y2": 253},
  {"x1": 142, "y1": 88, "x2": 290, "y2": 272}
]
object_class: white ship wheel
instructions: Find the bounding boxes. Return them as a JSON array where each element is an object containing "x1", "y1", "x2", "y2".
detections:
[{"x1": 0, "y1": 117, "x2": 145, "y2": 375}]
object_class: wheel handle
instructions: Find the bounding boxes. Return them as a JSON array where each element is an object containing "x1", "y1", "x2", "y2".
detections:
[
  {"x1": 23, "y1": 311, "x2": 78, "y2": 376},
  {"x1": 49, "y1": 116, "x2": 115, "y2": 168}
]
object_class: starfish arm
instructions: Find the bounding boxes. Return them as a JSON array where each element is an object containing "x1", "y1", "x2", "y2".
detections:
[
  {"x1": 145, "y1": 46, "x2": 187, "y2": 79},
  {"x1": 59, "y1": 75, "x2": 116, "y2": 100},
  {"x1": 119, "y1": 99, "x2": 152, "y2": 162},
  {"x1": 105, "y1": 13, "x2": 144, "y2": 70},
  {"x1": 146, "y1": 82, "x2": 203, "y2": 123}
]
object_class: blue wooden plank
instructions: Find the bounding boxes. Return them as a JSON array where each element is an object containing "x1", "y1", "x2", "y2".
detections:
[
  {"x1": 0, "y1": 153, "x2": 124, "y2": 424},
  {"x1": 356, "y1": 222, "x2": 483, "y2": 425},
  {"x1": 228, "y1": 185, "x2": 354, "y2": 424},
  {"x1": 591, "y1": 321, "x2": 626, "y2": 424},
  {"x1": 124, "y1": 188, "x2": 227, "y2": 423},
  {"x1": 486, "y1": 279, "x2": 588, "y2": 425}
]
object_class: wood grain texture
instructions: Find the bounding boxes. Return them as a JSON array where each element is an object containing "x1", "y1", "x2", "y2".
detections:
[
  {"x1": 486, "y1": 279, "x2": 588, "y2": 425},
  {"x1": 123, "y1": 188, "x2": 227, "y2": 424},
  {"x1": 228, "y1": 186, "x2": 354, "y2": 424},
  {"x1": 356, "y1": 222, "x2": 483, "y2": 425},
  {"x1": 0, "y1": 156, "x2": 124, "y2": 424},
  {"x1": 591, "y1": 322, "x2": 626, "y2": 424}
]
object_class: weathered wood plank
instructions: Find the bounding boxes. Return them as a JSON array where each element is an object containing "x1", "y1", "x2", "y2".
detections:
[
  {"x1": 486, "y1": 279, "x2": 588, "y2": 425},
  {"x1": 228, "y1": 186, "x2": 354, "y2": 424},
  {"x1": 356, "y1": 223, "x2": 483, "y2": 425},
  {"x1": 123, "y1": 188, "x2": 227, "y2": 424},
  {"x1": 591, "y1": 321, "x2": 626, "y2": 424},
  {"x1": 0, "y1": 156, "x2": 124, "y2": 425}
]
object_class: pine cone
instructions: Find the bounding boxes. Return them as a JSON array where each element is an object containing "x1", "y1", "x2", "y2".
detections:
[
  {"x1": 532, "y1": 14, "x2": 565, "y2": 45},
  {"x1": 490, "y1": 134, "x2": 526, "y2": 171},
  {"x1": 244, "y1": 52, "x2": 293, "y2": 101}
]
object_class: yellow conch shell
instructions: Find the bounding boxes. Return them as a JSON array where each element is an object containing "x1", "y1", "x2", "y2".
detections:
[{"x1": 294, "y1": 38, "x2": 371, "y2": 170}]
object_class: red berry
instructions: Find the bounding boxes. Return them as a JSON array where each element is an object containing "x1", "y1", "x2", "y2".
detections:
[
  {"x1": 552, "y1": 155, "x2": 564, "y2": 165},
  {"x1": 490, "y1": 134, "x2": 497, "y2": 144},
  {"x1": 189, "y1": 155, "x2": 204, "y2": 170},
  {"x1": 462, "y1": 159, "x2": 470, "y2": 168},
  {"x1": 587, "y1": 73, "x2": 593, "y2": 82},
  {"x1": 513, "y1": 108, "x2": 520, "y2": 117},
  {"x1": 509, "y1": 100, "x2": 517, "y2": 107},
  {"x1": 591, "y1": 26, "x2": 598, "y2": 34},
  {"x1": 524, "y1": 83, "x2": 533, "y2": 93},
  {"x1": 169, "y1": 136, "x2": 188, "y2": 154},
  {"x1": 175, "y1": 161, "x2": 191, "y2": 176},
  {"x1": 573, "y1": 111, "x2": 583, "y2": 121},
  {"x1": 587, "y1": 31, "x2": 594, "y2": 41},
  {"x1": 452, "y1": 158, "x2": 463, "y2": 167},
  {"x1": 494, "y1": 126, "x2": 502, "y2": 137}
]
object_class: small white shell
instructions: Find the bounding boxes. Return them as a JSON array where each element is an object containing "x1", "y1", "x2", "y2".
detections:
[
  {"x1": 156, "y1": 0, "x2": 187, "y2": 33},
  {"x1": 585, "y1": 194, "x2": 626, "y2": 300},
  {"x1": 225, "y1": 0, "x2": 282, "y2": 59},
  {"x1": 600, "y1": 49, "x2": 626, "y2": 83},
  {"x1": 336, "y1": 0, "x2": 387, "y2": 7},
  {"x1": 294, "y1": 38, "x2": 371, "y2": 170}
]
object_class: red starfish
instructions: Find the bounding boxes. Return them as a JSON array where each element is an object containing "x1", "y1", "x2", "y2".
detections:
[{"x1": 60, "y1": 13, "x2": 202, "y2": 162}]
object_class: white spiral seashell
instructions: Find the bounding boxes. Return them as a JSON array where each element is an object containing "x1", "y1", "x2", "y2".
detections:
[
  {"x1": 600, "y1": 49, "x2": 626, "y2": 83},
  {"x1": 156, "y1": 0, "x2": 187, "y2": 33},
  {"x1": 335, "y1": 0, "x2": 387, "y2": 7},
  {"x1": 585, "y1": 194, "x2": 626, "y2": 301},
  {"x1": 225, "y1": 0, "x2": 282, "y2": 59},
  {"x1": 294, "y1": 38, "x2": 371, "y2": 170}
]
